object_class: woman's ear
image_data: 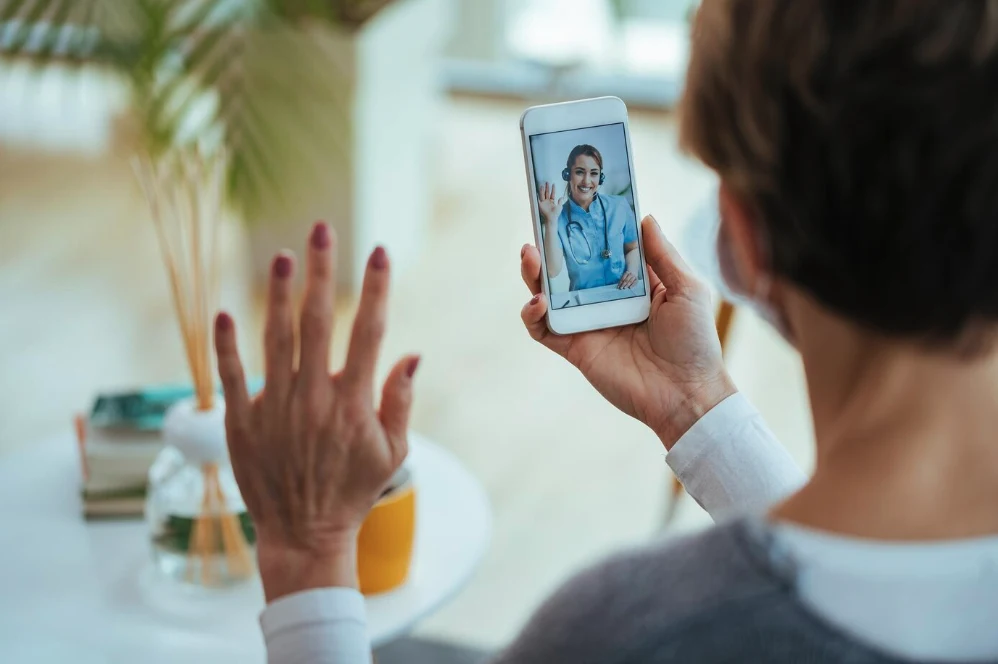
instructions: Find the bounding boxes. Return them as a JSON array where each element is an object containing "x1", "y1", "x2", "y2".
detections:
[{"x1": 717, "y1": 181, "x2": 767, "y2": 297}]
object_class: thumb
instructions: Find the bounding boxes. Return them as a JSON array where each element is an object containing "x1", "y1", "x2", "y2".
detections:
[
  {"x1": 379, "y1": 355, "x2": 419, "y2": 463},
  {"x1": 642, "y1": 215, "x2": 694, "y2": 294},
  {"x1": 521, "y1": 293, "x2": 571, "y2": 356}
]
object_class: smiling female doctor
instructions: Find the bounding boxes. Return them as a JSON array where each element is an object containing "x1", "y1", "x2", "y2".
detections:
[{"x1": 539, "y1": 144, "x2": 641, "y2": 291}]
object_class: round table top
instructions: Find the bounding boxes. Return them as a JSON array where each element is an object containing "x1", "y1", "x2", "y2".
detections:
[{"x1": 0, "y1": 432, "x2": 491, "y2": 663}]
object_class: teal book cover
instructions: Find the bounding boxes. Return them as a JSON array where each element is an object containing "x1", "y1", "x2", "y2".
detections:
[{"x1": 89, "y1": 378, "x2": 264, "y2": 432}]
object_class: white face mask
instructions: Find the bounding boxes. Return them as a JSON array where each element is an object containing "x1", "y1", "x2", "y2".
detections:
[
  {"x1": 686, "y1": 187, "x2": 795, "y2": 344},
  {"x1": 716, "y1": 220, "x2": 795, "y2": 344}
]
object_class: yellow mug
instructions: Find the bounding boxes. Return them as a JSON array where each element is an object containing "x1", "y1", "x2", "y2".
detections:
[{"x1": 357, "y1": 465, "x2": 416, "y2": 594}]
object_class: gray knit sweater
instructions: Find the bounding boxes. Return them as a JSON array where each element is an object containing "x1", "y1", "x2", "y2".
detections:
[{"x1": 493, "y1": 517, "x2": 934, "y2": 664}]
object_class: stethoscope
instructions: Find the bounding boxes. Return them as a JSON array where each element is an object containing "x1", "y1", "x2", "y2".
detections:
[{"x1": 563, "y1": 188, "x2": 612, "y2": 265}]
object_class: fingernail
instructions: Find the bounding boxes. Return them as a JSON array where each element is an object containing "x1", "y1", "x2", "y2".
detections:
[
  {"x1": 521, "y1": 244, "x2": 530, "y2": 259},
  {"x1": 371, "y1": 246, "x2": 388, "y2": 270},
  {"x1": 216, "y1": 312, "x2": 233, "y2": 331},
  {"x1": 650, "y1": 215, "x2": 661, "y2": 230},
  {"x1": 530, "y1": 295, "x2": 540, "y2": 305},
  {"x1": 273, "y1": 255, "x2": 292, "y2": 278},
  {"x1": 311, "y1": 222, "x2": 330, "y2": 249},
  {"x1": 406, "y1": 356, "x2": 421, "y2": 378}
]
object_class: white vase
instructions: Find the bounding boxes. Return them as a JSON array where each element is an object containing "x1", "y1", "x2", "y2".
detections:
[{"x1": 146, "y1": 398, "x2": 255, "y2": 589}]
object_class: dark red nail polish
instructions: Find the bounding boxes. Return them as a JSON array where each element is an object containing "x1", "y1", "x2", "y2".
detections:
[
  {"x1": 406, "y1": 356, "x2": 421, "y2": 378},
  {"x1": 371, "y1": 246, "x2": 388, "y2": 270},
  {"x1": 216, "y1": 312, "x2": 233, "y2": 331},
  {"x1": 530, "y1": 295, "x2": 540, "y2": 305},
  {"x1": 273, "y1": 255, "x2": 292, "y2": 278},
  {"x1": 311, "y1": 222, "x2": 330, "y2": 249}
]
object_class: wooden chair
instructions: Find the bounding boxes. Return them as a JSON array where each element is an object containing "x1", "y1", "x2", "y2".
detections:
[{"x1": 661, "y1": 300, "x2": 736, "y2": 526}]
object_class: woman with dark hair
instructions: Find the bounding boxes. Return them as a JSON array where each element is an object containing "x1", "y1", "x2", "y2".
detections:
[
  {"x1": 538, "y1": 144, "x2": 641, "y2": 291},
  {"x1": 215, "y1": 1, "x2": 998, "y2": 661}
]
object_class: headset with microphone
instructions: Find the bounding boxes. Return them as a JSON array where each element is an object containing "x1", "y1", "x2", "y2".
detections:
[{"x1": 562, "y1": 163, "x2": 611, "y2": 263}]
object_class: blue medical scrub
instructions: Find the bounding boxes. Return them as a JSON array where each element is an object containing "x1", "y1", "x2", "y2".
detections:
[{"x1": 556, "y1": 193, "x2": 638, "y2": 291}]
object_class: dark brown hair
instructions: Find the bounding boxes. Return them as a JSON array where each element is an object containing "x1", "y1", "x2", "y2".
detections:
[
  {"x1": 566, "y1": 144, "x2": 604, "y2": 173},
  {"x1": 680, "y1": 0, "x2": 998, "y2": 347}
]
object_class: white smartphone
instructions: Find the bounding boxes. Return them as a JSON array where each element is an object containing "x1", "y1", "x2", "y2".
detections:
[{"x1": 520, "y1": 96, "x2": 651, "y2": 335}]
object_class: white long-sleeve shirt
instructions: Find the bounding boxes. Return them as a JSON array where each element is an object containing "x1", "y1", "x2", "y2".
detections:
[{"x1": 260, "y1": 393, "x2": 998, "y2": 662}]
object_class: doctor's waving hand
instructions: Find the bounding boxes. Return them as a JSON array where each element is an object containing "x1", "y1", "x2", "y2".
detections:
[{"x1": 538, "y1": 144, "x2": 641, "y2": 291}]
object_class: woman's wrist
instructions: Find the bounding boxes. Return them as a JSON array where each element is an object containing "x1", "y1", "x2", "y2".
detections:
[
  {"x1": 256, "y1": 531, "x2": 360, "y2": 603},
  {"x1": 652, "y1": 373, "x2": 738, "y2": 451}
]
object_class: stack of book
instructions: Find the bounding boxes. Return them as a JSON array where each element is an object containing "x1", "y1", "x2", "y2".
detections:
[
  {"x1": 76, "y1": 386, "x2": 193, "y2": 519},
  {"x1": 75, "y1": 380, "x2": 263, "y2": 519}
]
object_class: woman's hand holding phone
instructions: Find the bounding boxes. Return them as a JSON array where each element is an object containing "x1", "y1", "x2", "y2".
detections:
[{"x1": 520, "y1": 215, "x2": 736, "y2": 449}]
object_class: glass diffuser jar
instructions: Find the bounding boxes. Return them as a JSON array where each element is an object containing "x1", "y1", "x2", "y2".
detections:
[{"x1": 146, "y1": 398, "x2": 256, "y2": 588}]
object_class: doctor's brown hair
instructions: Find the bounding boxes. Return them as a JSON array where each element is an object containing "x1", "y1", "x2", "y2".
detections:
[
  {"x1": 680, "y1": 0, "x2": 998, "y2": 349},
  {"x1": 566, "y1": 144, "x2": 603, "y2": 173}
]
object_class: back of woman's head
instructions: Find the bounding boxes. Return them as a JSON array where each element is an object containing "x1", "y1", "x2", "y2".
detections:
[{"x1": 680, "y1": 0, "x2": 998, "y2": 348}]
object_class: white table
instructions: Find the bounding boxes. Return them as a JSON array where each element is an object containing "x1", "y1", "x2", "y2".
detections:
[{"x1": 0, "y1": 432, "x2": 491, "y2": 663}]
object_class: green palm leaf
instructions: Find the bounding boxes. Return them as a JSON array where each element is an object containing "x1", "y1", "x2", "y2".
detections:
[{"x1": 0, "y1": 0, "x2": 371, "y2": 222}]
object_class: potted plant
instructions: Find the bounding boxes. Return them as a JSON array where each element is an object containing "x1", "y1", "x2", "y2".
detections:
[{"x1": 0, "y1": 0, "x2": 454, "y2": 293}]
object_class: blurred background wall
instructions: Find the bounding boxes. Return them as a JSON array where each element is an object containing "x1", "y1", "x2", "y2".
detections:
[{"x1": 446, "y1": 0, "x2": 692, "y2": 105}]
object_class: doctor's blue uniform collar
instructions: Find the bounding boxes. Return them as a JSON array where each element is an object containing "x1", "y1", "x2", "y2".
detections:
[{"x1": 566, "y1": 192, "x2": 604, "y2": 216}]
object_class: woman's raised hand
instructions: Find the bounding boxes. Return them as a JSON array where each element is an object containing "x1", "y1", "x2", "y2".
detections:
[
  {"x1": 538, "y1": 182, "x2": 566, "y2": 224},
  {"x1": 213, "y1": 222, "x2": 419, "y2": 602}
]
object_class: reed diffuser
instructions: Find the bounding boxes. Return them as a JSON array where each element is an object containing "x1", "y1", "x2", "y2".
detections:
[{"x1": 135, "y1": 149, "x2": 255, "y2": 588}]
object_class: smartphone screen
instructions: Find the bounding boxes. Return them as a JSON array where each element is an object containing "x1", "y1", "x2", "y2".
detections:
[{"x1": 529, "y1": 122, "x2": 647, "y2": 311}]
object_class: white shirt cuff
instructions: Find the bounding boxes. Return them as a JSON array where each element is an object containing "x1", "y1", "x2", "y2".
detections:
[
  {"x1": 666, "y1": 392, "x2": 807, "y2": 519},
  {"x1": 261, "y1": 588, "x2": 371, "y2": 664},
  {"x1": 667, "y1": 391, "x2": 764, "y2": 478},
  {"x1": 261, "y1": 587, "x2": 366, "y2": 635}
]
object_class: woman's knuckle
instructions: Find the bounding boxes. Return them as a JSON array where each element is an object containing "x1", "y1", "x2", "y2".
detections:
[
  {"x1": 225, "y1": 419, "x2": 251, "y2": 449},
  {"x1": 298, "y1": 394, "x2": 326, "y2": 430},
  {"x1": 366, "y1": 318, "x2": 386, "y2": 340},
  {"x1": 342, "y1": 398, "x2": 368, "y2": 425},
  {"x1": 366, "y1": 269, "x2": 389, "y2": 291},
  {"x1": 265, "y1": 326, "x2": 291, "y2": 351},
  {"x1": 310, "y1": 259, "x2": 331, "y2": 279},
  {"x1": 300, "y1": 307, "x2": 327, "y2": 331}
]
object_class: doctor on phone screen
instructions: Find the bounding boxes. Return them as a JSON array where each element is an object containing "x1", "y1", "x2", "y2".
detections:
[{"x1": 539, "y1": 144, "x2": 640, "y2": 291}]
